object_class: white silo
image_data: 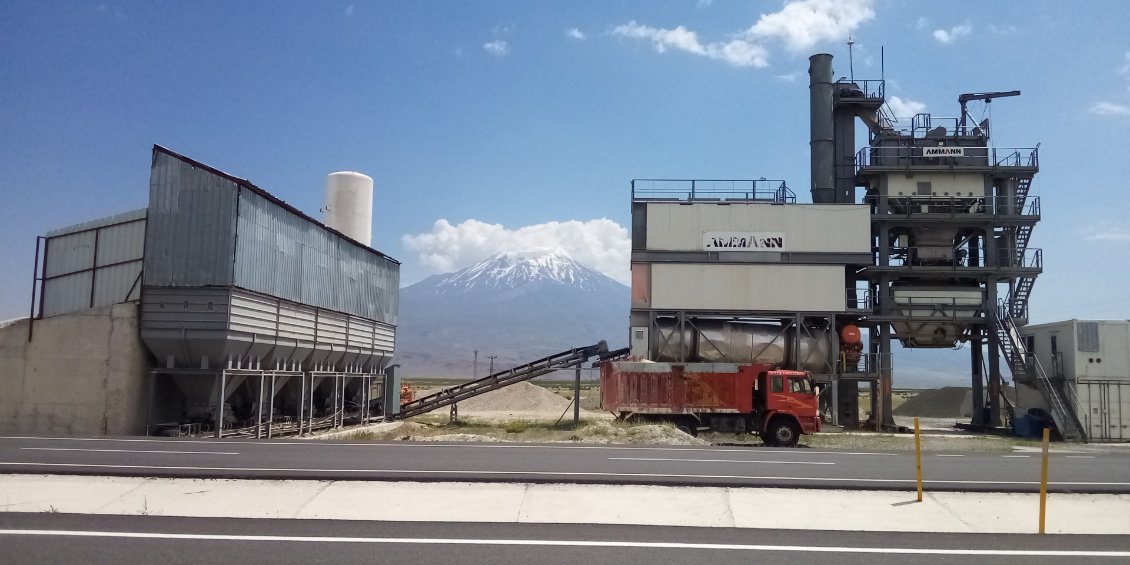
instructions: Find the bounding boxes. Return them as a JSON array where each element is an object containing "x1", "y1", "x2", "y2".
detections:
[{"x1": 324, "y1": 171, "x2": 374, "y2": 247}]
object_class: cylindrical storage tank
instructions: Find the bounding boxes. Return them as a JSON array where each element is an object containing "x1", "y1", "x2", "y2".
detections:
[
  {"x1": 325, "y1": 171, "x2": 374, "y2": 247},
  {"x1": 840, "y1": 324, "x2": 862, "y2": 346},
  {"x1": 789, "y1": 327, "x2": 833, "y2": 374},
  {"x1": 696, "y1": 321, "x2": 787, "y2": 366},
  {"x1": 653, "y1": 319, "x2": 696, "y2": 362}
]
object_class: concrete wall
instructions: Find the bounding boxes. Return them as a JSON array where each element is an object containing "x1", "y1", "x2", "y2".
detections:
[{"x1": 0, "y1": 303, "x2": 151, "y2": 435}]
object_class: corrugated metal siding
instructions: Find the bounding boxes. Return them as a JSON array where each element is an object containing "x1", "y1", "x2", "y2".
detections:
[
  {"x1": 143, "y1": 151, "x2": 238, "y2": 287},
  {"x1": 96, "y1": 218, "x2": 146, "y2": 265},
  {"x1": 233, "y1": 188, "x2": 399, "y2": 324},
  {"x1": 41, "y1": 212, "x2": 147, "y2": 318},
  {"x1": 645, "y1": 203, "x2": 869, "y2": 253},
  {"x1": 42, "y1": 272, "x2": 93, "y2": 317},
  {"x1": 92, "y1": 262, "x2": 143, "y2": 306},
  {"x1": 650, "y1": 264, "x2": 846, "y2": 312},
  {"x1": 45, "y1": 231, "x2": 95, "y2": 277}
]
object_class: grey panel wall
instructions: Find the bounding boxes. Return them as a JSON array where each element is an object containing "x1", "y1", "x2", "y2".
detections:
[
  {"x1": 41, "y1": 210, "x2": 147, "y2": 318},
  {"x1": 234, "y1": 187, "x2": 399, "y2": 325},
  {"x1": 144, "y1": 151, "x2": 238, "y2": 287}
]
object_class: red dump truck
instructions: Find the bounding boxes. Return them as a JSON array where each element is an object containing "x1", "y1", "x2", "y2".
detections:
[{"x1": 599, "y1": 362, "x2": 820, "y2": 447}]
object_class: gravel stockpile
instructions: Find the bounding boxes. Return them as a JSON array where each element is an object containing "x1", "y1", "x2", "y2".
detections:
[
  {"x1": 455, "y1": 381, "x2": 574, "y2": 412},
  {"x1": 893, "y1": 387, "x2": 973, "y2": 418}
]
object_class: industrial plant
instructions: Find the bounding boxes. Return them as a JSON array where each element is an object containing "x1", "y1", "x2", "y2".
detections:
[{"x1": 1, "y1": 53, "x2": 1126, "y2": 443}]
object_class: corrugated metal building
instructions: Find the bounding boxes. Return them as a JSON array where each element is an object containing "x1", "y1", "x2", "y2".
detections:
[
  {"x1": 25, "y1": 145, "x2": 400, "y2": 437},
  {"x1": 141, "y1": 146, "x2": 399, "y2": 373}
]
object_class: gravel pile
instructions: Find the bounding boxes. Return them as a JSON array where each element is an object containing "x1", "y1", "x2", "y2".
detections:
[
  {"x1": 893, "y1": 387, "x2": 972, "y2": 418},
  {"x1": 455, "y1": 381, "x2": 574, "y2": 412}
]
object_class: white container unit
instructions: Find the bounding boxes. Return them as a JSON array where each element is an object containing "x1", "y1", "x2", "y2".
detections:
[
  {"x1": 324, "y1": 171, "x2": 374, "y2": 247},
  {"x1": 1019, "y1": 320, "x2": 1130, "y2": 442}
]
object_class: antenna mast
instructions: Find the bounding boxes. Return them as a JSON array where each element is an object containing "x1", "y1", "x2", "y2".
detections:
[{"x1": 847, "y1": 36, "x2": 855, "y2": 82}]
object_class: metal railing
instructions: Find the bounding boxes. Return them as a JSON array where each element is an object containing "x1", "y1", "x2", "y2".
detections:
[
  {"x1": 856, "y1": 146, "x2": 1039, "y2": 172},
  {"x1": 867, "y1": 195, "x2": 1040, "y2": 218},
  {"x1": 836, "y1": 79, "x2": 885, "y2": 100},
  {"x1": 890, "y1": 295, "x2": 984, "y2": 320},
  {"x1": 836, "y1": 351, "x2": 892, "y2": 376},
  {"x1": 882, "y1": 246, "x2": 1042, "y2": 270},
  {"x1": 995, "y1": 301, "x2": 1085, "y2": 440},
  {"x1": 845, "y1": 288, "x2": 873, "y2": 310},
  {"x1": 631, "y1": 179, "x2": 796, "y2": 203}
]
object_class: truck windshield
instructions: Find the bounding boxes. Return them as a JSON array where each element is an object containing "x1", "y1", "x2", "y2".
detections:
[{"x1": 789, "y1": 378, "x2": 812, "y2": 394}]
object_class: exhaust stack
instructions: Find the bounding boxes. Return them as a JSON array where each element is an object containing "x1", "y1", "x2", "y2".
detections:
[{"x1": 808, "y1": 54, "x2": 835, "y2": 204}]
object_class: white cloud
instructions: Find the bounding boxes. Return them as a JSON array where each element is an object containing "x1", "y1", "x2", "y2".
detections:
[
  {"x1": 483, "y1": 40, "x2": 509, "y2": 57},
  {"x1": 565, "y1": 28, "x2": 586, "y2": 41},
  {"x1": 1088, "y1": 101, "x2": 1130, "y2": 116},
  {"x1": 989, "y1": 24, "x2": 1018, "y2": 34},
  {"x1": 611, "y1": 0, "x2": 873, "y2": 69},
  {"x1": 403, "y1": 219, "x2": 631, "y2": 284},
  {"x1": 775, "y1": 72, "x2": 800, "y2": 82},
  {"x1": 933, "y1": 23, "x2": 972, "y2": 44},
  {"x1": 1083, "y1": 223, "x2": 1130, "y2": 242},
  {"x1": 886, "y1": 95, "x2": 926, "y2": 117},
  {"x1": 744, "y1": 0, "x2": 876, "y2": 51},
  {"x1": 915, "y1": 17, "x2": 929, "y2": 31},
  {"x1": 344, "y1": 4, "x2": 354, "y2": 17},
  {"x1": 610, "y1": 21, "x2": 769, "y2": 68},
  {"x1": 696, "y1": 0, "x2": 714, "y2": 8}
]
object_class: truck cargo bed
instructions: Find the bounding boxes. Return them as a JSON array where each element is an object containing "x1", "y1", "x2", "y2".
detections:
[{"x1": 600, "y1": 362, "x2": 765, "y2": 415}]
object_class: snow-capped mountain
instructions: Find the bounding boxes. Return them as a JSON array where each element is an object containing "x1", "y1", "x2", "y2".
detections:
[
  {"x1": 396, "y1": 250, "x2": 629, "y2": 378},
  {"x1": 413, "y1": 250, "x2": 625, "y2": 295}
]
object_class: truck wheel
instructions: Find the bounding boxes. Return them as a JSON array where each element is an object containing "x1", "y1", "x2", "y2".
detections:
[
  {"x1": 766, "y1": 419, "x2": 800, "y2": 448},
  {"x1": 675, "y1": 419, "x2": 698, "y2": 437}
]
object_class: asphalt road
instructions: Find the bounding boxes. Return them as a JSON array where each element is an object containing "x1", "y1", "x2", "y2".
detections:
[
  {"x1": 2, "y1": 435, "x2": 1128, "y2": 492},
  {"x1": 1, "y1": 513, "x2": 1128, "y2": 564}
]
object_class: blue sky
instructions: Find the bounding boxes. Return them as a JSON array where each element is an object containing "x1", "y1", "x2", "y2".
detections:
[{"x1": 2, "y1": 0, "x2": 1129, "y2": 326}]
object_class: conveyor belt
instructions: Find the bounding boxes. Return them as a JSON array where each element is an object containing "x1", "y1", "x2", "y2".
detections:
[{"x1": 394, "y1": 340, "x2": 626, "y2": 420}]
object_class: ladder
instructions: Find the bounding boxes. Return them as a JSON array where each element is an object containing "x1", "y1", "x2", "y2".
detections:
[
  {"x1": 994, "y1": 301, "x2": 1085, "y2": 441},
  {"x1": 1008, "y1": 175, "x2": 1035, "y2": 321},
  {"x1": 394, "y1": 341, "x2": 626, "y2": 420}
]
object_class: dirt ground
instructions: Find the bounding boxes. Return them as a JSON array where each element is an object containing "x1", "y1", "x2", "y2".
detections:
[{"x1": 323, "y1": 383, "x2": 1053, "y2": 452}]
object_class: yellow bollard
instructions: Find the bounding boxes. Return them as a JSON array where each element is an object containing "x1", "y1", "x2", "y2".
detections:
[
  {"x1": 1039, "y1": 426, "x2": 1050, "y2": 534},
  {"x1": 915, "y1": 416, "x2": 923, "y2": 502}
]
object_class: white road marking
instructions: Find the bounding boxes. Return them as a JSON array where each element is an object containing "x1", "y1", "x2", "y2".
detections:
[
  {"x1": 1002, "y1": 455, "x2": 1031, "y2": 459},
  {"x1": 0, "y1": 530, "x2": 1127, "y2": 557},
  {"x1": 1066, "y1": 456, "x2": 1096, "y2": 459},
  {"x1": 2, "y1": 461, "x2": 1128, "y2": 487},
  {"x1": 0, "y1": 436, "x2": 897, "y2": 456},
  {"x1": 936, "y1": 454, "x2": 964, "y2": 457},
  {"x1": 20, "y1": 448, "x2": 238, "y2": 455},
  {"x1": 609, "y1": 457, "x2": 833, "y2": 466}
]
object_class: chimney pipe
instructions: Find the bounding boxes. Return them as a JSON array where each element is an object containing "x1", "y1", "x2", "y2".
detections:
[{"x1": 809, "y1": 53, "x2": 835, "y2": 204}]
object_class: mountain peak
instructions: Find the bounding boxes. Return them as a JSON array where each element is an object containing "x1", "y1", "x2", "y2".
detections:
[{"x1": 421, "y1": 249, "x2": 621, "y2": 294}]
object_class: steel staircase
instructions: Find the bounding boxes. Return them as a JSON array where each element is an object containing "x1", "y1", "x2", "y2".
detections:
[
  {"x1": 1008, "y1": 175, "x2": 1036, "y2": 321},
  {"x1": 394, "y1": 341, "x2": 626, "y2": 420},
  {"x1": 995, "y1": 301, "x2": 1085, "y2": 441}
]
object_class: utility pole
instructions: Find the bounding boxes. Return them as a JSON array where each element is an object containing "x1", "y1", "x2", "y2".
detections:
[
  {"x1": 488, "y1": 355, "x2": 497, "y2": 376},
  {"x1": 473, "y1": 349, "x2": 479, "y2": 379}
]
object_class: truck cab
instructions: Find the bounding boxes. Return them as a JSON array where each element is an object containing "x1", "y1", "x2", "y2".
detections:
[{"x1": 748, "y1": 367, "x2": 820, "y2": 447}]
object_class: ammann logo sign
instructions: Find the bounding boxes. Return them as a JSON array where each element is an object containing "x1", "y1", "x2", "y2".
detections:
[
  {"x1": 703, "y1": 231, "x2": 785, "y2": 250},
  {"x1": 922, "y1": 147, "x2": 965, "y2": 157}
]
